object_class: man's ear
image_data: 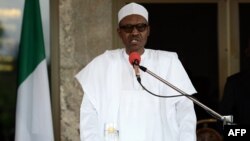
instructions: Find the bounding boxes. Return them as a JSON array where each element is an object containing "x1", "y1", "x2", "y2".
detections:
[{"x1": 117, "y1": 28, "x2": 122, "y2": 38}]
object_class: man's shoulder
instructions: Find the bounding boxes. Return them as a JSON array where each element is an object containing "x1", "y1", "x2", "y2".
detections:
[
  {"x1": 146, "y1": 49, "x2": 178, "y2": 59},
  {"x1": 104, "y1": 48, "x2": 123, "y2": 57},
  {"x1": 227, "y1": 70, "x2": 250, "y2": 82},
  {"x1": 92, "y1": 48, "x2": 123, "y2": 62}
]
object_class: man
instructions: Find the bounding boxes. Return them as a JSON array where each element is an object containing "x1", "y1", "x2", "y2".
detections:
[
  {"x1": 219, "y1": 40, "x2": 250, "y2": 125},
  {"x1": 76, "y1": 2, "x2": 197, "y2": 141}
]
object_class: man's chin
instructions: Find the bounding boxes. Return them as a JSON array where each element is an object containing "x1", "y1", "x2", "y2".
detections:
[{"x1": 126, "y1": 46, "x2": 144, "y2": 53}]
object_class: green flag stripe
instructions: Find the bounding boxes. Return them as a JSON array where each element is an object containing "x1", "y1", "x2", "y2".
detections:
[{"x1": 18, "y1": 0, "x2": 46, "y2": 86}]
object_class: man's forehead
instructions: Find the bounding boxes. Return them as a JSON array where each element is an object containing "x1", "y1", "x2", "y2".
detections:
[{"x1": 119, "y1": 15, "x2": 147, "y2": 24}]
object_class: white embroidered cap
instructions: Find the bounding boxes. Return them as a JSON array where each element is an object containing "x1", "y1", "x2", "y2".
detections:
[{"x1": 118, "y1": 2, "x2": 148, "y2": 23}]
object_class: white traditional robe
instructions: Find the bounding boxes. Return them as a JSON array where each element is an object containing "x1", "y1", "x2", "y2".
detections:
[{"x1": 76, "y1": 48, "x2": 197, "y2": 141}]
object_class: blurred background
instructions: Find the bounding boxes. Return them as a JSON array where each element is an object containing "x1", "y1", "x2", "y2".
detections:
[{"x1": 0, "y1": 0, "x2": 49, "y2": 140}]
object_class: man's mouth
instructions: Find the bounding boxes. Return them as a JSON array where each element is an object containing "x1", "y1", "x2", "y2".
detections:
[
  {"x1": 131, "y1": 39, "x2": 138, "y2": 43},
  {"x1": 130, "y1": 38, "x2": 140, "y2": 44}
]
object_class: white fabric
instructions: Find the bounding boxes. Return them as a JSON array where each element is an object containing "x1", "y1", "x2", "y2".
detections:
[
  {"x1": 15, "y1": 60, "x2": 54, "y2": 141},
  {"x1": 76, "y1": 48, "x2": 197, "y2": 141},
  {"x1": 118, "y1": 2, "x2": 148, "y2": 23}
]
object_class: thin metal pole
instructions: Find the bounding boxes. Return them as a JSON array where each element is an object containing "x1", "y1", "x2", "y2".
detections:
[{"x1": 139, "y1": 65, "x2": 233, "y2": 124}]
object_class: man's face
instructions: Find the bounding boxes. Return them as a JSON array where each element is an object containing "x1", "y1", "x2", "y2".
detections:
[{"x1": 117, "y1": 14, "x2": 150, "y2": 55}]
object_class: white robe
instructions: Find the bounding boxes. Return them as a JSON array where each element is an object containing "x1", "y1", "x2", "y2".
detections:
[{"x1": 76, "y1": 48, "x2": 197, "y2": 141}]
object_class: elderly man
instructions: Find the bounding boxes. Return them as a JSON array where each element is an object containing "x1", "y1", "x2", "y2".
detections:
[{"x1": 76, "y1": 2, "x2": 197, "y2": 141}]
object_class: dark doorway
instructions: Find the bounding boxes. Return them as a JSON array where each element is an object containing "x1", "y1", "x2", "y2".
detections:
[
  {"x1": 142, "y1": 3, "x2": 219, "y2": 120},
  {"x1": 239, "y1": 3, "x2": 250, "y2": 71}
]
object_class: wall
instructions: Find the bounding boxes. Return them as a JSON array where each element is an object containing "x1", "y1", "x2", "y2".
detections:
[{"x1": 59, "y1": 0, "x2": 113, "y2": 140}]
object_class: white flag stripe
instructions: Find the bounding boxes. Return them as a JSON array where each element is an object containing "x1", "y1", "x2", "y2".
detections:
[{"x1": 16, "y1": 59, "x2": 54, "y2": 141}]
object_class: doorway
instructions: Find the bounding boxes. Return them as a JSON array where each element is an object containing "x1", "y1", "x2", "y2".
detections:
[
  {"x1": 142, "y1": 3, "x2": 219, "y2": 120},
  {"x1": 239, "y1": 3, "x2": 250, "y2": 71}
]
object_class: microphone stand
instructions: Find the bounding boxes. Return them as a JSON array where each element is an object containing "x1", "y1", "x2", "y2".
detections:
[{"x1": 138, "y1": 65, "x2": 234, "y2": 126}]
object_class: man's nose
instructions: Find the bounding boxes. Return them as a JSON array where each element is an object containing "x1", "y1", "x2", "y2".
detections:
[{"x1": 131, "y1": 27, "x2": 140, "y2": 34}]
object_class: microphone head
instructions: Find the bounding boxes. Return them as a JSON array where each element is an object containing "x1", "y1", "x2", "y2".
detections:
[{"x1": 129, "y1": 52, "x2": 141, "y2": 65}]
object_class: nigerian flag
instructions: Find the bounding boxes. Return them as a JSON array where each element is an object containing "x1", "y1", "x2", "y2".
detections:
[{"x1": 15, "y1": 0, "x2": 54, "y2": 141}]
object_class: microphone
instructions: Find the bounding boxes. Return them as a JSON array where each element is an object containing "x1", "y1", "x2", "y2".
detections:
[
  {"x1": 128, "y1": 51, "x2": 234, "y2": 125},
  {"x1": 129, "y1": 52, "x2": 141, "y2": 81},
  {"x1": 129, "y1": 52, "x2": 141, "y2": 66}
]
